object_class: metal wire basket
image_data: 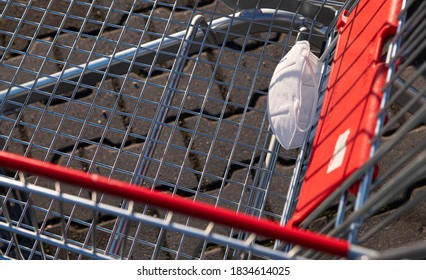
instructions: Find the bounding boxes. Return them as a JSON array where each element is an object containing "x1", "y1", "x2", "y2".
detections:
[{"x1": 0, "y1": 0, "x2": 424, "y2": 260}]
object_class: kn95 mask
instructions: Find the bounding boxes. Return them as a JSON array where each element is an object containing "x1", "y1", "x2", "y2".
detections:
[{"x1": 267, "y1": 40, "x2": 323, "y2": 150}]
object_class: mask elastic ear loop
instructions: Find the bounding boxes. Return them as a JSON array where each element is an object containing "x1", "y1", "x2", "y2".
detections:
[{"x1": 295, "y1": 49, "x2": 321, "y2": 133}]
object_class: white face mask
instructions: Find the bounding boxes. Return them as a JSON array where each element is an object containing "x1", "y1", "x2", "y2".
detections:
[{"x1": 268, "y1": 40, "x2": 323, "y2": 150}]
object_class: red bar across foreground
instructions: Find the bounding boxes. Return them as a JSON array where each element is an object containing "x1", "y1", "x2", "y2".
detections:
[
  {"x1": 0, "y1": 150, "x2": 349, "y2": 257},
  {"x1": 288, "y1": 0, "x2": 402, "y2": 226}
]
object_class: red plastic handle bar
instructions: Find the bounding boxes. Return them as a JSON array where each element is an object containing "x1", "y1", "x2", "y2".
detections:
[
  {"x1": 288, "y1": 0, "x2": 402, "y2": 226},
  {"x1": 0, "y1": 150, "x2": 349, "y2": 257}
]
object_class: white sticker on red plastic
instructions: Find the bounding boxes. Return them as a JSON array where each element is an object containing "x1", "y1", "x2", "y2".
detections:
[{"x1": 327, "y1": 129, "x2": 350, "y2": 173}]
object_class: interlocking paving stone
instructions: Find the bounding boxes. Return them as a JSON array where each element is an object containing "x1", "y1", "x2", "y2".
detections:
[
  {"x1": 0, "y1": 112, "x2": 26, "y2": 156},
  {"x1": 265, "y1": 165, "x2": 293, "y2": 221},
  {"x1": 208, "y1": 39, "x2": 284, "y2": 108},
  {"x1": 159, "y1": 168, "x2": 289, "y2": 259},
  {"x1": 79, "y1": 129, "x2": 199, "y2": 191},
  {"x1": 376, "y1": 125, "x2": 426, "y2": 204},
  {"x1": 0, "y1": 0, "x2": 152, "y2": 56},
  {"x1": 16, "y1": 79, "x2": 127, "y2": 163},
  {"x1": 359, "y1": 186, "x2": 426, "y2": 251},
  {"x1": 0, "y1": 39, "x2": 60, "y2": 91},
  {"x1": 181, "y1": 99, "x2": 270, "y2": 187},
  {"x1": 54, "y1": 14, "x2": 150, "y2": 67}
]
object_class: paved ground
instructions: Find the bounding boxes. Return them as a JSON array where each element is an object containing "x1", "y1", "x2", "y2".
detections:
[{"x1": 0, "y1": 0, "x2": 425, "y2": 259}]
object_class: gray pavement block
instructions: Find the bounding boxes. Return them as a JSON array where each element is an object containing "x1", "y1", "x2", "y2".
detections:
[
  {"x1": 376, "y1": 125, "x2": 426, "y2": 203},
  {"x1": 127, "y1": 168, "x2": 268, "y2": 259},
  {"x1": 0, "y1": 0, "x2": 139, "y2": 55},
  {"x1": 112, "y1": 73, "x2": 160, "y2": 142},
  {"x1": 188, "y1": 168, "x2": 253, "y2": 213},
  {"x1": 161, "y1": 211, "x2": 233, "y2": 259},
  {"x1": 264, "y1": 165, "x2": 293, "y2": 221},
  {"x1": 120, "y1": 54, "x2": 225, "y2": 139},
  {"x1": 128, "y1": 231, "x2": 165, "y2": 259},
  {"x1": 55, "y1": 33, "x2": 111, "y2": 67},
  {"x1": 11, "y1": 196, "x2": 231, "y2": 259},
  {"x1": 77, "y1": 126, "x2": 199, "y2": 191},
  {"x1": 29, "y1": 191, "x2": 152, "y2": 254},
  {"x1": 0, "y1": 4, "x2": 38, "y2": 55},
  {"x1": 148, "y1": 7, "x2": 186, "y2": 38},
  {"x1": 200, "y1": 247, "x2": 226, "y2": 259},
  {"x1": 143, "y1": 125, "x2": 200, "y2": 190},
  {"x1": 41, "y1": 219, "x2": 110, "y2": 259},
  {"x1": 145, "y1": 0, "x2": 223, "y2": 44},
  {"x1": 16, "y1": 79, "x2": 128, "y2": 163},
  {"x1": 18, "y1": 174, "x2": 94, "y2": 225},
  {"x1": 208, "y1": 39, "x2": 284, "y2": 109},
  {"x1": 384, "y1": 66, "x2": 426, "y2": 133},
  {"x1": 161, "y1": 169, "x2": 280, "y2": 259},
  {"x1": 380, "y1": 122, "x2": 426, "y2": 162},
  {"x1": 86, "y1": 217, "x2": 166, "y2": 260},
  {"x1": 172, "y1": 53, "x2": 227, "y2": 117},
  {"x1": 53, "y1": 4, "x2": 192, "y2": 69},
  {"x1": 359, "y1": 186, "x2": 426, "y2": 252},
  {"x1": 54, "y1": 12, "x2": 149, "y2": 66},
  {"x1": 22, "y1": 187, "x2": 172, "y2": 258},
  {"x1": 0, "y1": 0, "x2": 214, "y2": 59},
  {"x1": 161, "y1": 0, "x2": 215, "y2": 7},
  {"x1": 181, "y1": 107, "x2": 270, "y2": 187},
  {"x1": 0, "y1": 39, "x2": 60, "y2": 91},
  {"x1": 0, "y1": 112, "x2": 26, "y2": 156},
  {"x1": 277, "y1": 144, "x2": 300, "y2": 163},
  {"x1": 199, "y1": 0, "x2": 234, "y2": 16},
  {"x1": 194, "y1": 163, "x2": 290, "y2": 222},
  {"x1": 48, "y1": 0, "x2": 150, "y2": 36}
]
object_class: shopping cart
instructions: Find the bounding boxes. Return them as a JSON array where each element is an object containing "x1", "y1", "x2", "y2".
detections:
[{"x1": 0, "y1": 0, "x2": 424, "y2": 260}]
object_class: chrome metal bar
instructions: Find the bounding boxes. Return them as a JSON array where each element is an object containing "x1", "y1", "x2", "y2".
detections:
[
  {"x1": 393, "y1": 77, "x2": 426, "y2": 115},
  {"x1": 0, "y1": 175, "x2": 299, "y2": 260},
  {"x1": 358, "y1": 188, "x2": 426, "y2": 244},
  {"x1": 370, "y1": 241, "x2": 426, "y2": 260},
  {"x1": 330, "y1": 149, "x2": 426, "y2": 239}
]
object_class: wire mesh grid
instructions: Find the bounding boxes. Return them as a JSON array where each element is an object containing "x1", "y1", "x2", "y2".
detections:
[
  {"x1": 0, "y1": 0, "x2": 342, "y2": 260},
  {"x1": 0, "y1": 0, "x2": 424, "y2": 260}
]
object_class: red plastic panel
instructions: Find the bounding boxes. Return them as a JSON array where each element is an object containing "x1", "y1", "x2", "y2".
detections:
[{"x1": 288, "y1": 0, "x2": 402, "y2": 226}]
